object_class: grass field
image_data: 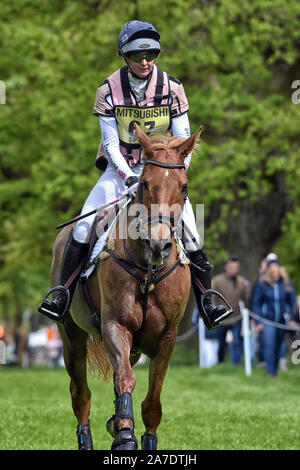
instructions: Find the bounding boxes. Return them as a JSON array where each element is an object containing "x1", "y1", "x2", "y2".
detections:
[{"x1": 1, "y1": 352, "x2": 300, "y2": 450}]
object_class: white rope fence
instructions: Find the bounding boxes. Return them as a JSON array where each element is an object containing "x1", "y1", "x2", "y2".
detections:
[
  {"x1": 179, "y1": 301, "x2": 300, "y2": 375},
  {"x1": 176, "y1": 324, "x2": 198, "y2": 342},
  {"x1": 176, "y1": 301, "x2": 300, "y2": 376},
  {"x1": 246, "y1": 309, "x2": 300, "y2": 331},
  {"x1": 239, "y1": 300, "x2": 300, "y2": 376}
]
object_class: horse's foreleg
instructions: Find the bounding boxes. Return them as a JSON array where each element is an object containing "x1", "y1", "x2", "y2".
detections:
[
  {"x1": 103, "y1": 320, "x2": 137, "y2": 450},
  {"x1": 141, "y1": 325, "x2": 177, "y2": 450},
  {"x1": 58, "y1": 317, "x2": 93, "y2": 450},
  {"x1": 103, "y1": 321, "x2": 136, "y2": 403}
]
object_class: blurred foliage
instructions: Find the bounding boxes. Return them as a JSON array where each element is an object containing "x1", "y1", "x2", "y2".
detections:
[{"x1": 0, "y1": 0, "x2": 300, "y2": 319}]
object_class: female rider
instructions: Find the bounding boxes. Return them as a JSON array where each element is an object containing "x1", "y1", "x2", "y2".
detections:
[{"x1": 39, "y1": 21, "x2": 230, "y2": 330}]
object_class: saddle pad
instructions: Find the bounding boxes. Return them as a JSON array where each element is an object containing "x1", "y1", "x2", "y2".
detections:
[{"x1": 81, "y1": 198, "x2": 131, "y2": 279}]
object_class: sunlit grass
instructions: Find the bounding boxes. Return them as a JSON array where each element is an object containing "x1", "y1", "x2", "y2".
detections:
[{"x1": 0, "y1": 359, "x2": 299, "y2": 450}]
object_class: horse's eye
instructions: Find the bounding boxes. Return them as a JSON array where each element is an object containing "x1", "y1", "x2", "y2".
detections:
[{"x1": 180, "y1": 184, "x2": 188, "y2": 198}]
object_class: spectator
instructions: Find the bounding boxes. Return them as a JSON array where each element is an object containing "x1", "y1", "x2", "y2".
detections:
[
  {"x1": 250, "y1": 258, "x2": 296, "y2": 377},
  {"x1": 212, "y1": 257, "x2": 251, "y2": 365},
  {"x1": 278, "y1": 260, "x2": 298, "y2": 370},
  {"x1": 255, "y1": 253, "x2": 278, "y2": 368},
  {"x1": 46, "y1": 325, "x2": 63, "y2": 368},
  {"x1": 0, "y1": 324, "x2": 5, "y2": 364},
  {"x1": 192, "y1": 306, "x2": 219, "y2": 367},
  {"x1": 292, "y1": 295, "x2": 300, "y2": 324},
  {"x1": 254, "y1": 253, "x2": 296, "y2": 371}
]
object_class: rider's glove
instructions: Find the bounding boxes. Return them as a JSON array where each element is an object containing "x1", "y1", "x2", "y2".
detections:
[{"x1": 125, "y1": 176, "x2": 139, "y2": 199}]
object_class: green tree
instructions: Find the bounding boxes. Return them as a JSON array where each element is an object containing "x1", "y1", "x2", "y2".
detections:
[{"x1": 1, "y1": 0, "x2": 300, "y2": 320}]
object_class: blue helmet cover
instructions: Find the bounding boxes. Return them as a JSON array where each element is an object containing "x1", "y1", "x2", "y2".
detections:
[{"x1": 118, "y1": 21, "x2": 160, "y2": 55}]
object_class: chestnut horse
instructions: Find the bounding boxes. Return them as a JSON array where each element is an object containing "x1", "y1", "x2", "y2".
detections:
[{"x1": 51, "y1": 124, "x2": 202, "y2": 450}]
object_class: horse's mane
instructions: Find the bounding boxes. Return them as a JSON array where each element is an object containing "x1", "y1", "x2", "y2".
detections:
[
  {"x1": 140, "y1": 133, "x2": 200, "y2": 161},
  {"x1": 149, "y1": 134, "x2": 186, "y2": 151}
]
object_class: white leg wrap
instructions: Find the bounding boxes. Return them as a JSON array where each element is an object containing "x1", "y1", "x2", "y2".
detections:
[
  {"x1": 181, "y1": 198, "x2": 203, "y2": 252},
  {"x1": 73, "y1": 164, "x2": 144, "y2": 244},
  {"x1": 73, "y1": 166, "x2": 125, "y2": 243}
]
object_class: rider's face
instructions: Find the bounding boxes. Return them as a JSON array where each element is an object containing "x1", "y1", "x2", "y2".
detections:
[{"x1": 124, "y1": 56, "x2": 155, "y2": 79}]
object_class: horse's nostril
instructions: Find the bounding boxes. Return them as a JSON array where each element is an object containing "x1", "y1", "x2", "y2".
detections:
[
  {"x1": 153, "y1": 240, "x2": 172, "y2": 254},
  {"x1": 145, "y1": 238, "x2": 173, "y2": 265}
]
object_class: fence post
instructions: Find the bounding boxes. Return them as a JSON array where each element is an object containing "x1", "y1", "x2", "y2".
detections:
[
  {"x1": 0, "y1": 81, "x2": 5, "y2": 105},
  {"x1": 0, "y1": 340, "x2": 6, "y2": 365},
  {"x1": 240, "y1": 301, "x2": 252, "y2": 376},
  {"x1": 198, "y1": 317, "x2": 206, "y2": 367}
]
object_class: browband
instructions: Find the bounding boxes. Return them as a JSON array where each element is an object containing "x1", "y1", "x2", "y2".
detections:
[{"x1": 144, "y1": 160, "x2": 185, "y2": 169}]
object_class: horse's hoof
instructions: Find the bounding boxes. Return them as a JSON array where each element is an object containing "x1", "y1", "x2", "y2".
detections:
[
  {"x1": 76, "y1": 420, "x2": 93, "y2": 450},
  {"x1": 141, "y1": 432, "x2": 157, "y2": 450},
  {"x1": 111, "y1": 428, "x2": 138, "y2": 450}
]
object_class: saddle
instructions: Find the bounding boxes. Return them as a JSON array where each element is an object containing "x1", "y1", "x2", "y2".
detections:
[{"x1": 78, "y1": 207, "x2": 120, "y2": 336}]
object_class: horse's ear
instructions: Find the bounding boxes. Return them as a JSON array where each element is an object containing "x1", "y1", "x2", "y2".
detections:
[
  {"x1": 134, "y1": 122, "x2": 152, "y2": 148},
  {"x1": 134, "y1": 122, "x2": 154, "y2": 160},
  {"x1": 175, "y1": 126, "x2": 203, "y2": 160}
]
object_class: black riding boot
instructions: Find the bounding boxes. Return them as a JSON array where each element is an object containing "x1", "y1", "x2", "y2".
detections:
[
  {"x1": 38, "y1": 234, "x2": 89, "y2": 322},
  {"x1": 189, "y1": 248, "x2": 233, "y2": 330}
]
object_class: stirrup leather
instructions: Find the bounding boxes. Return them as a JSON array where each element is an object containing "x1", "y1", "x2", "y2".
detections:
[{"x1": 38, "y1": 285, "x2": 70, "y2": 323}]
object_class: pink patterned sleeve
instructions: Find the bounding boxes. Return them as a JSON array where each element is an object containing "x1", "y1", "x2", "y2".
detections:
[
  {"x1": 93, "y1": 82, "x2": 114, "y2": 117},
  {"x1": 169, "y1": 77, "x2": 189, "y2": 117}
]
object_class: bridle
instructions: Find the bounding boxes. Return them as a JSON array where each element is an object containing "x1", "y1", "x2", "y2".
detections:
[
  {"x1": 134, "y1": 159, "x2": 186, "y2": 240},
  {"x1": 102, "y1": 157, "x2": 187, "y2": 331},
  {"x1": 144, "y1": 159, "x2": 186, "y2": 169}
]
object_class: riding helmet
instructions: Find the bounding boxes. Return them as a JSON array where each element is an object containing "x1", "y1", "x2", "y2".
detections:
[{"x1": 118, "y1": 20, "x2": 161, "y2": 56}]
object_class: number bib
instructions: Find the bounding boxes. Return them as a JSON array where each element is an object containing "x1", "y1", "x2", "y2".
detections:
[{"x1": 114, "y1": 105, "x2": 171, "y2": 145}]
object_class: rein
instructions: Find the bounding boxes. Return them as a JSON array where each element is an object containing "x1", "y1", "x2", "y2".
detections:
[{"x1": 103, "y1": 158, "x2": 186, "y2": 329}]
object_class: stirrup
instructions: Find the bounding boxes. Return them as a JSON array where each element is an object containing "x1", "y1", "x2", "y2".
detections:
[
  {"x1": 38, "y1": 285, "x2": 70, "y2": 323},
  {"x1": 201, "y1": 289, "x2": 233, "y2": 330}
]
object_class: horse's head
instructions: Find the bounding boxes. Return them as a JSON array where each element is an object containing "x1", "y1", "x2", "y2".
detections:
[{"x1": 133, "y1": 123, "x2": 203, "y2": 266}]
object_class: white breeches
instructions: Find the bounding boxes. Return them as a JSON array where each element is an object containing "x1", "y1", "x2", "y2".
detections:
[{"x1": 73, "y1": 164, "x2": 201, "y2": 252}]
